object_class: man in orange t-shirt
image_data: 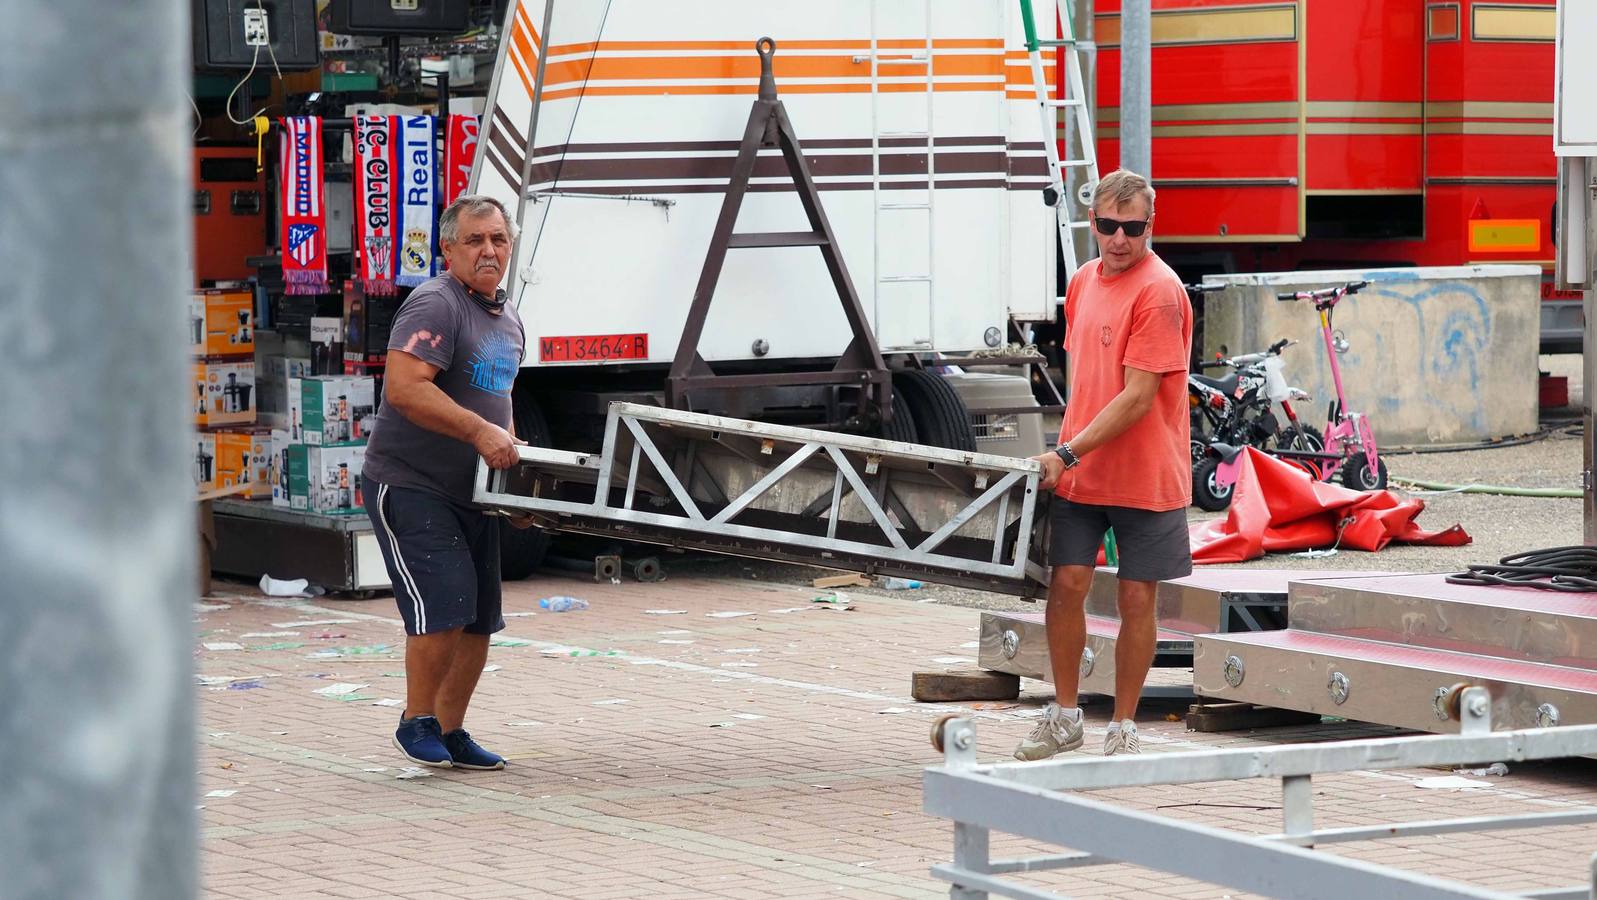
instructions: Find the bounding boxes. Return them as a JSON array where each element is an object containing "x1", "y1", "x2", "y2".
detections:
[{"x1": 1014, "y1": 169, "x2": 1193, "y2": 761}]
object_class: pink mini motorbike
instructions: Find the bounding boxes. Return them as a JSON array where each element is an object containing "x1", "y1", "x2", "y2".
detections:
[{"x1": 1213, "y1": 279, "x2": 1387, "y2": 495}]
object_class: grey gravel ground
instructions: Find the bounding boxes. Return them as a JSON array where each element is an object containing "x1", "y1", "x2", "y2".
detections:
[{"x1": 649, "y1": 354, "x2": 1589, "y2": 615}]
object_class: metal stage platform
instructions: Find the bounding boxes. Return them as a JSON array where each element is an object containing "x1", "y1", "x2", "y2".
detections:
[
  {"x1": 1196, "y1": 573, "x2": 1597, "y2": 733},
  {"x1": 976, "y1": 568, "x2": 1380, "y2": 698}
]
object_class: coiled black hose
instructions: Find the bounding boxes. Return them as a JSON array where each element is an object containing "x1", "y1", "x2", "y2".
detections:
[{"x1": 1446, "y1": 545, "x2": 1597, "y2": 592}]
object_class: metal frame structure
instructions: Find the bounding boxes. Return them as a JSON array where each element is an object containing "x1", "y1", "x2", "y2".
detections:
[
  {"x1": 666, "y1": 38, "x2": 891, "y2": 420},
  {"x1": 473, "y1": 402, "x2": 1051, "y2": 596},
  {"x1": 924, "y1": 687, "x2": 1597, "y2": 900}
]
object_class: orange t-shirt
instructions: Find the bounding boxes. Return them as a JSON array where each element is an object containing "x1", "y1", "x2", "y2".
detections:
[{"x1": 1057, "y1": 252, "x2": 1193, "y2": 511}]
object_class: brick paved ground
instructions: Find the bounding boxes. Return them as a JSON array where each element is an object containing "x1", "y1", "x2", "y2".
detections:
[{"x1": 196, "y1": 571, "x2": 1597, "y2": 899}]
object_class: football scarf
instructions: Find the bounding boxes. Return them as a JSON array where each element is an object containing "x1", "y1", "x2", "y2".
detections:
[
  {"x1": 444, "y1": 114, "x2": 479, "y2": 207},
  {"x1": 278, "y1": 116, "x2": 328, "y2": 295},
  {"x1": 395, "y1": 114, "x2": 438, "y2": 288},
  {"x1": 354, "y1": 115, "x2": 397, "y2": 295}
]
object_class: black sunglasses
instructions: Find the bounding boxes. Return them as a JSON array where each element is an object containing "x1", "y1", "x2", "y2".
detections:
[{"x1": 1093, "y1": 215, "x2": 1150, "y2": 237}]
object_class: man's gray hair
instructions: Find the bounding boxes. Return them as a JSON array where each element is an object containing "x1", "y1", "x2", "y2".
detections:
[
  {"x1": 439, "y1": 194, "x2": 518, "y2": 244},
  {"x1": 1092, "y1": 168, "x2": 1156, "y2": 215}
]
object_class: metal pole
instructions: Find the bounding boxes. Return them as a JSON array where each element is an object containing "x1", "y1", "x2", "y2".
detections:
[
  {"x1": 1119, "y1": 0, "x2": 1152, "y2": 178},
  {"x1": 506, "y1": 0, "x2": 557, "y2": 302},
  {"x1": 0, "y1": 1, "x2": 196, "y2": 898}
]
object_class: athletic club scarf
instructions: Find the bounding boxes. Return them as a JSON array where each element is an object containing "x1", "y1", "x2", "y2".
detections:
[
  {"x1": 444, "y1": 114, "x2": 479, "y2": 207},
  {"x1": 278, "y1": 116, "x2": 328, "y2": 295},
  {"x1": 354, "y1": 115, "x2": 397, "y2": 295},
  {"x1": 396, "y1": 114, "x2": 437, "y2": 288}
]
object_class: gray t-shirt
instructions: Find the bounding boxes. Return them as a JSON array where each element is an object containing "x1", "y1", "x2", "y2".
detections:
[{"x1": 363, "y1": 274, "x2": 525, "y2": 504}]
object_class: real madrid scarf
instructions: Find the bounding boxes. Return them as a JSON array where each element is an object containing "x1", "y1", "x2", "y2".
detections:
[
  {"x1": 396, "y1": 114, "x2": 438, "y2": 288},
  {"x1": 278, "y1": 116, "x2": 329, "y2": 295},
  {"x1": 444, "y1": 114, "x2": 479, "y2": 207},
  {"x1": 354, "y1": 115, "x2": 398, "y2": 295}
]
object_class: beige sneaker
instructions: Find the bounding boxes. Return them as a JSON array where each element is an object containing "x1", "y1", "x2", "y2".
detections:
[
  {"x1": 1103, "y1": 719, "x2": 1140, "y2": 755},
  {"x1": 1013, "y1": 704, "x2": 1085, "y2": 761}
]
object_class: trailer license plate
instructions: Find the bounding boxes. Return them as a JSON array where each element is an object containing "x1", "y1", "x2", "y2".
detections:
[{"x1": 538, "y1": 333, "x2": 649, "y2": 363}]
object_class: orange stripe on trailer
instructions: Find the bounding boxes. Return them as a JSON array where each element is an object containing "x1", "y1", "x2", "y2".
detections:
[
  {"x1": 513, "y1": 2, "x2": 542, "y2": 50},
  {"x1": 1467, "y1": 218, "x2": 1541, "y2": 253},
  {"x1": 540, "y1": 37, "x2": 1003, "y2": 57},
  {"x1": 537, "y1": 82, "x2": 1001, "y2": 102},
  {"x1": 534, "y1": 52, "x2": 1003, "y2": 86}
]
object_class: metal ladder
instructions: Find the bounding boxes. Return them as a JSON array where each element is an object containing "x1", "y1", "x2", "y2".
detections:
[
  {"x1": 1020, "y1": 0, "x2": 1099, "y2": 275},
  {"x1": 868, "y1": 0, "x2": 937, "y2": 349}
]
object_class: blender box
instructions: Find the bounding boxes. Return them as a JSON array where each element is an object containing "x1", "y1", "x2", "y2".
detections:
[
  {"x1": 195, "y1": 289, "x2": 254, "y2": 357},
  {"x1": 301, "y1": 375, "x2": 376, "y2": 445},
  {"x1": 214, "y1": 429, "x2": 271, "y2": 499},
  {"x1": 257, "y1": 354, "x2": 312, "y2": 427},
  {"x1": 200, "y1": 359, "x2": 256, "y2": 427},
  {"x1": 310, "y1": 316, "x2": 344, "y2": 375},
  {"x1": 270, "y1": 429, "x2": 294, "y2": 507},
  {"x1": 285, "y1": 375, "x2": 304, "y2": 442},
  {"x1": 192, "y1": 433, "x2": 217, "y2": 492},
  {"x1": 288, "y1": 442, "x2": 367, "y2": 514}
]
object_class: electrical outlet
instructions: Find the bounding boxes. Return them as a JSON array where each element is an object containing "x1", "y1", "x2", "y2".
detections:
[
  {"x1": 243, "y1": 8, "x2": 269, "y2": 47},
  {"x1": 391, "y1": 0, "x2": 419, "y2": 10}
]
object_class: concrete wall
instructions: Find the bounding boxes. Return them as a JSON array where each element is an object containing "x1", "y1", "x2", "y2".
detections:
[{"x1": 1202, "y1": 266, "x2": 1541, "y2": 446}]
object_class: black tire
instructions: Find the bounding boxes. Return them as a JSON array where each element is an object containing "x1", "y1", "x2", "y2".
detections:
[
  {"x1": 499, "y1": 390, "x2": 552, "y2": 581},
  {"x1": 892, "y1": 370, "x2": 977, "y2": 452},
  {"x1": 1341, "y1": 452, "x2": 1388, "y2": 492},
  {"x1": 1270, "y1": 423, "x2": 1324, "y2": 453},
  {"x1": 874, "y1": 390, "x2": 919, "y2": 444},
  {"x1": 1192, "y1": 456, "x2": 1234, "y2": 512}
]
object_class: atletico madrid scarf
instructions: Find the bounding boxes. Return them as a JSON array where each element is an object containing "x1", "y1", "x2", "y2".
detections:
[
  {"x1": 278, "y1": 116, "x2": 329, "y2": 295},
  {"x1": 395, "y1": 115, "x2": 438, "y2": 288},
  {"x1": 354, "y1": 115, "x2": 397, "y2": 295},
  {"x1": 444, "y1": 114, "x2": 479, "y2": 207}
]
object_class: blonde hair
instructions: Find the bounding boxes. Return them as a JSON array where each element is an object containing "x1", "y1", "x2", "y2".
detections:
[{"x1": 1092, "y1": 169, "x2": 1155, "y2": 216}]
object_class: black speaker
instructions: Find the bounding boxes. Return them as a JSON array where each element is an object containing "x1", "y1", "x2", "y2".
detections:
[
  {"x1": 193, "y1": 0, "x2": 320, "y2": 70},
  {"x1": 327, "y1": 0, "x2": 470, "y2": 36}
]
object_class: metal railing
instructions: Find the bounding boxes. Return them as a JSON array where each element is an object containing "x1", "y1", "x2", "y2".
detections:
[{"x1": 925, "y1": 687, "x2": 1597, "y2": 899}]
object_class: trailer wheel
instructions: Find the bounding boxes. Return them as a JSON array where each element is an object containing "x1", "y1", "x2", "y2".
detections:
[
  {"x1": 499, "y1": 391, "x2": 553, "y2": 581},
  {"x1": 875, "y1": 391, "x2": 919, "y2": 444},
  {"x1": 1192, "y1": 456, "x2": 1234, "y2": 512},
  {"x1": 893, "y1": 370, "x2": 978, "y2": 452}
]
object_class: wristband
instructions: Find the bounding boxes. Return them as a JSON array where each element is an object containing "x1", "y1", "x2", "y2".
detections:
[{"x1": 1053, "y1": 442, "x2": 1081, "y2": 469}]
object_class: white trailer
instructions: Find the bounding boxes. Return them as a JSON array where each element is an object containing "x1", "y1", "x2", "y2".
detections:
[{"x1": 468, "y1": 0, "x2": 1077, "y2": 573}]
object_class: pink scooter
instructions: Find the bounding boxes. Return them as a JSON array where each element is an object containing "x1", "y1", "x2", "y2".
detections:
[{"x1": 1216, "y1": 280, "x2": 1387, "y2": 492}]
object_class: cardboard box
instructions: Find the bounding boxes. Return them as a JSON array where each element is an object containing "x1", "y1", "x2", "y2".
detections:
[
  {"x1": 342, "y1": 278, "x2": 396, "y2": 363},
  {"x1": 192, "y1": 433, "x2": 217, "y2": 492},
  {"x1": 286, "y1": 375, "x2": 304, "y2": 442},
  {"x1": 289, "y1": 442, "x2": 367, "y2": 514},
  {"x1": 192, "y1": 361, "x2": 210, "y2": 426},
  {"x1": 194, "y1": 289, "x2": 254, "y2": 357},
  {"x1": 199, "y1": 359, "x2": 256, "y2": 427},
  {"x1": 257, "y1": 353, "x2": 312, "y2": 427},
  {"x1": 214, "y1": 428, "x2": 271, "y2": 499},
  {"x1": 270, "y1": 429, "x2": 294, "y2": 507},
  {"x1": 188, "y1": 294, "x2": 206, "y2": 356},
  {"x1": 301, "y1": 375, "x2": 376, "y2": 445},
  {"x1": 310, "y1": 316, "x2": 344, "y2": 375}
]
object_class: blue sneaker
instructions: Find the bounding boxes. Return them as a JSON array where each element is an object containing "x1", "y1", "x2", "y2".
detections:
[
  {"x1": 393, "y1": 714, "x2": 453, "y2": 768},
  {"x1": 442, "y1": 728, "x2": 505, "y2": 770}
]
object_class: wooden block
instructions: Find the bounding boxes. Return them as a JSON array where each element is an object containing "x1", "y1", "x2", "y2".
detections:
[
  {"x1": 912, "y1": 670, "x2": 1020, "y2": 703},
  {"x1": 1186, "y1": 702, "x2": 1321, "y2": 733},
  {"x1": 813, "y1": 573, "x2": 872, "y2": 588}
]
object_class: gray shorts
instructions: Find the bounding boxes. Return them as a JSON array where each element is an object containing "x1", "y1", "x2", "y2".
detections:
[{"x1": 1048, "y1": 497, "x2": 1193, "y2": 583}]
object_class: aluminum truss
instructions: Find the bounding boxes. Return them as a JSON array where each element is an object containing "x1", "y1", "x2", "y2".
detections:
[
  {"x1": 473, "y1": 402, "x2": 1052, "y2": 596},
  {"x1": 925, "y1": 686, "x2": 1597, "y2": 899}
]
